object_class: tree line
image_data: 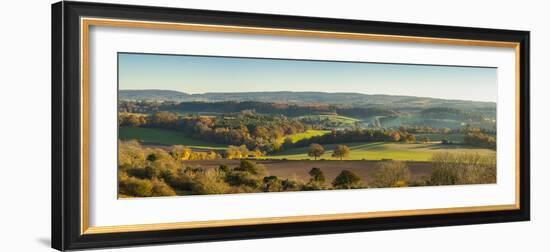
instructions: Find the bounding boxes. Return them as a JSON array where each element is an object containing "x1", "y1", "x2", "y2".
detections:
[
  {"x1": 292, "y1": 128, "x2": 417, "y2": 148},
  {"x1": 119, "y1": 109, "x2": 497, "y2": 153},
  {"x1": 464, "y1": 128, "x2": 496, "y2": 149},
  {"x1": 291, "y1": 127, "x2": 495, "y2": 150},
  {"x1": 118, "y1": 100, "x2": 397, "y2": 119},
  {"x1": 119, "y1": 111, "x2": 308, "y2": 153}
]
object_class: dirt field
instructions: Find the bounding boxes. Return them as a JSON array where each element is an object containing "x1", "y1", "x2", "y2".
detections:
[{"x1": 182, "y1": 159, "x2": 435, "y2": 183}]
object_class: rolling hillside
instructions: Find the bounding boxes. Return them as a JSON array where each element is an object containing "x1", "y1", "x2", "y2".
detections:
[{"x1": 119, "y1": 89, "x2": 496, "y2": 111}]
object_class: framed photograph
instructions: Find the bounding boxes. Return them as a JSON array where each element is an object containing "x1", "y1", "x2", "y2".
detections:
[{"x1": 52, "y1": 1, "x2": 530, "y2": 250}]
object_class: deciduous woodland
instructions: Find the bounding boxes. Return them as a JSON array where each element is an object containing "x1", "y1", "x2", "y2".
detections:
[{"x1": 117, "y1": 91, "x2": 497, "y2": 198}]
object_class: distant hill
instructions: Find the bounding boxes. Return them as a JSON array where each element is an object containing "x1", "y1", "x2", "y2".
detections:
[
  {"x1": 119, "y1": 89, "x2": 495, "y2": 110},
  {"x1": 119, "y1": 89, "x2": 497, "y2": 130},
  {"x1": 119, "y1": 89, "x2": 191, "y2": 101}
]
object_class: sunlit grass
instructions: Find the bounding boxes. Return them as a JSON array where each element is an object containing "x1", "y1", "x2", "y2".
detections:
[{"x1": 264, "y1": 142, "x2": 495, "y2": 161}]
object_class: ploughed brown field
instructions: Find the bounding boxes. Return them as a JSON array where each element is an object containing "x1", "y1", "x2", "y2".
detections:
[{"x1": 181, "y1": 159, "x2": 435, "y2": 183}]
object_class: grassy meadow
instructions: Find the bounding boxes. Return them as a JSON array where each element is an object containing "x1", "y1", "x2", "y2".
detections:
[
  {"x1": 278, "y1": 130, "x2": 331, "y2": 144},
  {"x1": 296, "y1": 115, "x2": 361, "y2": 124},
  {"x1": 263, "y1": 142, "x2": 495, "y2": 161}
]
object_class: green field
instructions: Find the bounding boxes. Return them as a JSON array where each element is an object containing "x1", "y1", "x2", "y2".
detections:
[
  {"x1": 120, "y1": 112, "x2": 149, "y2": 116},
  {"x1": 296, "y1": 114, "x2": 360, "y2": 124},
  {"x1": 278, "y1": 130, "x2": 330, "y2": 144},
  {"x1": 264, "y1": 142, "x2": 495, "y2": 161},
  {"x1": 119, "y1": 127, "x2": 496, "y2": 161},
  {"x1": 119, "y1": 127, "x2": 227, "y2": 150}
]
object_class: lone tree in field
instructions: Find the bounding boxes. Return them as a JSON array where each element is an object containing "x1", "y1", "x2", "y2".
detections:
[
  {"x1": 308, "y1": 167, "x2": 326, "y2": 183},
  {"x1": 332, "y1": 145, "x2": 350, "y2": 160},
  {"x1": 332, "y1": 170, "x2": 361, "y2": 189},
  {"x1": 308, "y1": 143, "x2": 325, "y2": 160}
]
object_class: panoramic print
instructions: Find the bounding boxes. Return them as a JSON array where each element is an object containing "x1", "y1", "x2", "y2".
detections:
[{"x1": 117, "y1": 53, "x2": 497, "y2": 198}]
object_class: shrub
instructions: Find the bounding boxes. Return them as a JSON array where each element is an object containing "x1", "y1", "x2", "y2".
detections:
[
  {"x1": 119, "y1": 176, "x2": 153, "y2": 197},
  {"x1": 146, "y1": 153, "x2": 159, "y2": 162},
  {"x1": 332, "y1": 170, "x2": 362, "y2": 189},
  {"x1": 393, "y1": 180, "x2": 408, "y2": 187},
  {"x1": 170, "y1": 145, "x2": 192, "y2": 160},
  {"x1": 147, "y1": 148, "x2": 179, "y2": 171},
  {"x1": 217, "y1": 164, "x2": 230, "y2": 174},
  {"x1": 184, "y1": 166, "x2": 205, "y2": 174},
  {"x1": 226, "y1": 185, "x2": 261, "y2": 194},
  {"x1": 225, "y1": 171, "x2": 262, "y2": 189},
  {"x1": 456, "y1": 153, "x2": 496, "y2": 184},
  {"x1": 162, "y1": 167, "x2": 195, "y2": 191},
  {"x1": 302, "y1": 181, "x2": 326, "y2": 191},
  {"x1": 126, "y1": 167, "x2": 149, "y2": 179},
  {"x1": 118, "y1": 140, "x2": 145, "y2": 170},
  {"x1": 409, "y1": 176, "x2": 430, "y2": 187},
  {"x1": 308, "y1": 167, "x2": 326, "y2": 183},
  {"x1": 128, "y1": 164, "x2": 175, "y2": 180},
  {"x1": 281, "y1": 178, "x2": 304, "y2": 191},
  {"x1": 234, "y1": 160, "x2": 267, "y2": 176},
  {"x1": 429, "y1": 166, "x2": 459, "y2": 185},
  {"x1": 192, "y1": 170, "x2": 230, "y2": 195},
  {"x1": 150, "y1": 178, "x2": 176, "y2": 197},
  {"x1": 145, "y1": 166, "x2": 161, "y2": 179},
  {"x1": 225, "y1": 145, "x2": 250, "y2": 159},
  {"x1": 429, "y1": 152, "x2": 496, "y2": 185},
  {"x1": 371, "y1": 161, "x2": 411, "y2": 188},
  {"x1": 262, "y1": 176, "x2": 283, "y2": 192}
]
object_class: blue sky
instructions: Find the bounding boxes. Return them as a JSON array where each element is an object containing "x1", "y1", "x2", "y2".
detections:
[{"x1": 118, "y1": 53, "x2": 497, "y2": 102}]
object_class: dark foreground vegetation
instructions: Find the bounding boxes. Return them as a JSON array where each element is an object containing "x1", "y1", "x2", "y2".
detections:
[{"x1": 118, "y1": 140, "x2": 496, "y2": 198}]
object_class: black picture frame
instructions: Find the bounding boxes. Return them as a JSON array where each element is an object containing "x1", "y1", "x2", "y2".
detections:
[{"x1": 52, "y1": 1, "x2": 530, "y2": 251}]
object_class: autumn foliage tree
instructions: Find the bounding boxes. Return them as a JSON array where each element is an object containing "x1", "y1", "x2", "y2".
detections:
[
  {"x1": 226, "y1": 145, "x2": 247, "y2": 159},
  {"x1": 389, "y1": 131, "x2": 401, "y2": 142},
  {"x1": 307, "y1": 143, "x2": 325, "y2": 160},
  {"x1": 169, "y1": 145, "x2": 192, "y2": 160},
  {"x1": 332, "y1": 145, "x2": 350, "y2": 160}
]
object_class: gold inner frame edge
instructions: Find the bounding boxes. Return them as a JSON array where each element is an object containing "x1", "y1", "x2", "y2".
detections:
[{"x1": 80, "y1": 17, "x2": 522, "y2": 235}]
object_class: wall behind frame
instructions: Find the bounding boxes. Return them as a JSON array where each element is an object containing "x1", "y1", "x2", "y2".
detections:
[{"x1": 0, "y1": 0, "x2": 546, "y2": 251}]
